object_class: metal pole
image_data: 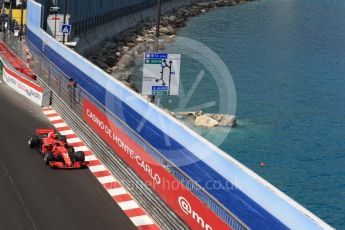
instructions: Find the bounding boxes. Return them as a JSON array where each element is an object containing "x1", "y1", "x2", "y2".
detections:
[
  {"x1": 8, "y1": 0, "x2": 11, "y2": 32},
  {"x1": 19, "y1": 0, "x2": 24, "y2": 41},
  {"x1": 151, "y1": 0, "x2": 161, "y2": 103},
  {"x1": 155, "y1": 0, "x2": 161, "y2": 52},
  {"x1": 54, "y1": 11, "x2": 57, "y2": 38},
  {"x1": 2, "y1": 14, "x2": 4, "y2": 41},
  {"x1": 2, "y1": 4, "x2": 5, "y2": 42},
  {"x1": 62, "y1": 0, "x2": 67, "y2": 44},
  {"x1": 1, "y1": 2, "x2": 4, "y2": 41}
]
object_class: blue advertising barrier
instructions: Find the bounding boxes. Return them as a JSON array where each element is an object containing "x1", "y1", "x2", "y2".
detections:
[{"x1": 26, "y1": 1, "x2": 332, "y2": 229}]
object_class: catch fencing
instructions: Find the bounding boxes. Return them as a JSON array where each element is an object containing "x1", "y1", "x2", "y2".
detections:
[{"x1": 26, "y1": 32, "x2": 247, "y2": 230}]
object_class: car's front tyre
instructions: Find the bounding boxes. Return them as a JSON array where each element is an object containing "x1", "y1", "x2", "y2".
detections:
[
  {"x1": 28, "y1": 135, "x2": 39, "y2": 148},
  {"x1": 75, "y1": 151, "x2": 85, "y2": 162},
  {"x1": 58, "y1": 134, "x2": 67, "y2": 142},
  {"x1": 44, "y1": 152, "x2": 54, "y2": 165}
]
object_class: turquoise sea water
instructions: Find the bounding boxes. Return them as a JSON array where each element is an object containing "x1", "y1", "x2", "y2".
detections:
[{"x1": 160, "y1": 0, "x2": 345, "y2": 228}]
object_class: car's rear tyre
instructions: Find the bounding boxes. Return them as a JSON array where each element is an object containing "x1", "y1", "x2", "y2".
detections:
[
  {"x1": 75, "y1": 151, "x2": 85, "y2": 162},
  {"x1": 28, "y1": 135, "x2": 39, "y2": 148},
  {"x1": 58, "y1": 135, "x2": 67, "y2": 142},
  {"x1": 44, "y1": 152, "x2": 54, "y2": 165},
  {"x1": 68, "y1": 146, "x2": 75, "y2": 155}
]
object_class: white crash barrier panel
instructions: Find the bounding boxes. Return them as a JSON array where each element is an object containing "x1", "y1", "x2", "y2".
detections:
[{"x1": 1, "y1": 61, "x2": 50, "y2": 106}]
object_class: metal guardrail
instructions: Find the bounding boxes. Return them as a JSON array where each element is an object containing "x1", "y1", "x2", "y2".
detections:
[
  {"x1": 27, "y1": 38, "x2": 188, "y2": 230},
  {"x1": 50, "y1": 93, "x2": 187, "y2": 230},
  {"x1": 28, "y1": 40, "x2": 248, "y2": 230},
  {"x1": 1, "y1": 30, "x2": 188, "y2": 229},
  {"x1": 3, "y1": 28, "x2": 249, "y2": 229},
  {"x1": 0, "y1": 31, "x2": 25, "y2": 60}
]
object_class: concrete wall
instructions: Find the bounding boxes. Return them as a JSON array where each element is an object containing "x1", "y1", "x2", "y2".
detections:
[
  {"x1": 35, "y1": 0, "x2": 191, "y2": 51},
  {"x1": 74, "y1": 0, "x2": 192, "y2": 53}
]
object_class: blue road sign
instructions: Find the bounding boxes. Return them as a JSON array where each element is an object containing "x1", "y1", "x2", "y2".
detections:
[
  {"x1": 152, "y1": 86, "x2": 168, "y2": 91},
  {"x1": 145, "y1": 53, "x2": 168, "y2": 59},
  {"x1": 61, "y1": 24, "x2": 72, "y2": 34}
]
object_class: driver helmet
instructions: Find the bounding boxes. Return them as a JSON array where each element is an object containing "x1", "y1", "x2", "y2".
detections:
[{"x1": 48, "y1": 132, "x2": 56, "y2": 139}]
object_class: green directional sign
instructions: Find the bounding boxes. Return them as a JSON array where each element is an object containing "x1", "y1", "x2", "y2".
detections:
[
  {"x1": 145, "y1": 59, "x2": 163, "y2": 64},
  {"x1": 142, "y1": 53, "x2": 181, "y2": 96},
  {"x1": 152, "y1": 91, "x2": 168, "y2": 95}
]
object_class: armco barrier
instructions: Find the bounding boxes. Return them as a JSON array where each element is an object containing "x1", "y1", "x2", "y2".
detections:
[
  {"x1": 0, "y1": 56, "x2": 50, "y2": 106},
  {"x1": 0, "y1": 42, "x2": 35, "y2": 80},
  {"x1": 28, "y1": 40, "x2": 245, "y2": 229},
  {"x1": 48, "y1": 89, "x2": 188, "y2": 229},
  {"x1": 26, "y1": 0, "x2": 333, "y2": 229},
  {"x1": 83, "y1": 98, "x2": 232, "y2": 230}
]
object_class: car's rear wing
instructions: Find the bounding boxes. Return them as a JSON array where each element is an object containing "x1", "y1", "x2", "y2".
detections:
[{"x1": 36, "y1": 128, "x2": 55, "y2": 135}]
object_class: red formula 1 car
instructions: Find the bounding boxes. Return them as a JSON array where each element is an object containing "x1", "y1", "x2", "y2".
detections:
[{"x1": 28, "y1": 128, "x2": 88, "y2": 169}]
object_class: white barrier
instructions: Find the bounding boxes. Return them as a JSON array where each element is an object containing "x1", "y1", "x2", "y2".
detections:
[{"x1": 1, "y1": 61, "x2": 50, "y2": 106}]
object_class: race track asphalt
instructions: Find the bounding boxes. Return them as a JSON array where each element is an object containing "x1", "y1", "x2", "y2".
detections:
[{"x1": 0, "y1": 81, "x2": 136, "y2": 230}]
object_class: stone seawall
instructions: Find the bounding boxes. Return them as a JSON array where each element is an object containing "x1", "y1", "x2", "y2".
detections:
[
  {"x1": 81, "y1": 0, "x2": 255, "y2": 127},
  {"x1": 83, "y1": 0, "x2": 255, "y2": 92}
]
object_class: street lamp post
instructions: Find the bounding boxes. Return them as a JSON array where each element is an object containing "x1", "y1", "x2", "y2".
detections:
[
  {"x1": 49, "y1": 6, "x2": 60, "y2": 39},
  {"x1": 54, "y1": 10, "x2": 57, "y2": 38},
  {"x1": 62, "y1": 0, "x2": 67, "y2": 44},
  {"x1": 19, "y1": 0, "x2": 25, "y2": 41},
  {"x1": 7, "y1": 0, "x2": 12, "y2": 33},
  {"x1": 1, "y1": 1, "x2": 5, "y2": 41},
  {"x1": 1, "y1": 14, "x2": 4, "y2": 41},
  {"x1": 151, "y1": 0, "x2": 162, "y2": 104},
  {"x1": 155, "y1": 0, "x2": 161, "y2": 52}
]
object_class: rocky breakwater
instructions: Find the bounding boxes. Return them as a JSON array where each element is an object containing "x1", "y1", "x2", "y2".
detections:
[
  {"x1": 84, "y1": 0, "x2": 255, "y2": 93},
  {"x1": 83, "y1": 0, "x2": 249, "y2": 127},
  {"x1": 170, "y1": 111, "x2": 237, "y2": 128}
]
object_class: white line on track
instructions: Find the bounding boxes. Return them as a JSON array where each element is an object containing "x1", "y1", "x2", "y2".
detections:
[
  {"x1": 108, "y1": 187, "x2": 127, "y2": 197},
  {"x1": 130, "y1": 215, "x2": 155, "y2": 226},
  {"x1": 66, "y1": 137, "x2": 81, "y2": 144},
  {"x1": 98, "y1": 175, "x2": 117, "y2": 184},
  {"x1": 74, "y1": 146, "x2": 90, "y2": 152},
  {"x1": 48, "y1": 116, "x2": 62, "y2": 121},
  {"x1": 42, "y1": 110, "x2": 56, "y2": 115},
  {"x1": 118, "y1": 200, "x2": 139, "y2": 211},
  {"x1": 53, "y1": 122, "x2": 68, "y2": 128},
  {"x1": 85, "y1": 155, "x2": 97, "y2": 161},
  {"x1": 88, "y1": 165, "x2": 107, "y2": 173},
  {"x1": 59, "y1": 130, "x2": 75, "y2": 135}
]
